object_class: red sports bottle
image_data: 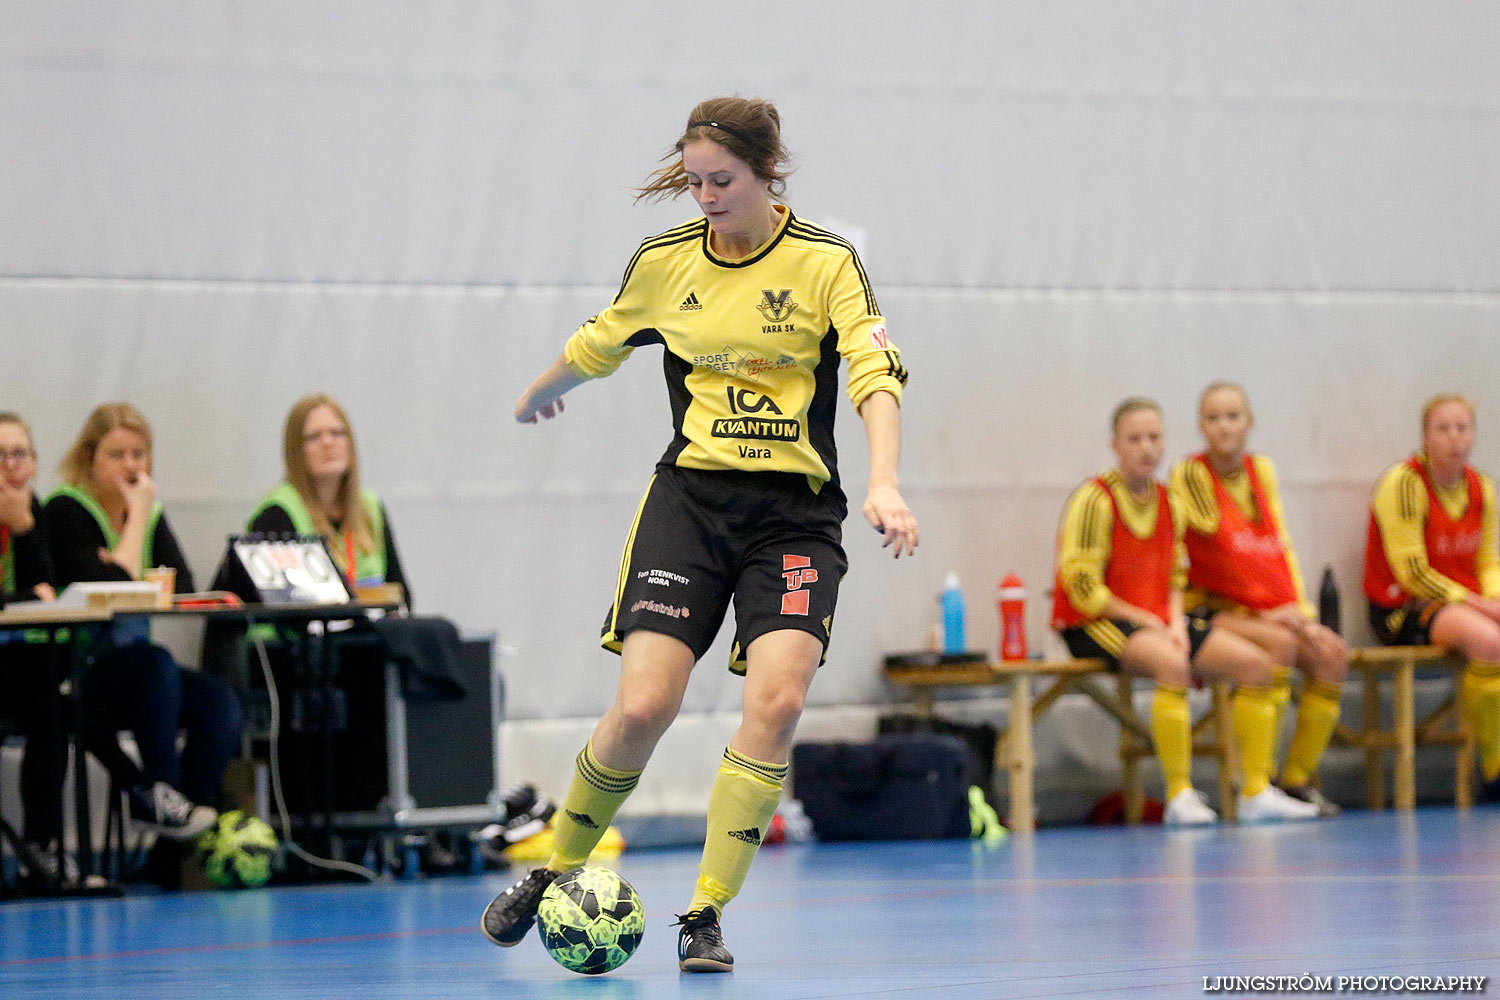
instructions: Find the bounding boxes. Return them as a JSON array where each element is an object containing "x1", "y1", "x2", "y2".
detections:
[{"x1": 997, "y1": 572, "x2": 1027, "y2": 661}]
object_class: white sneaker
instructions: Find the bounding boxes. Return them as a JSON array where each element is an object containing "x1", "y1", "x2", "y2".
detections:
[
  {"x1": 1237, "y1": 784, "x2": 1320, "y2": 823},
  {"x1": 1164, "y1": 788, "x2": 1218, "y2": 825}
]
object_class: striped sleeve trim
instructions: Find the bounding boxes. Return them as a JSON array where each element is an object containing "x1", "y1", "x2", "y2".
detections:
[
  {"x1": 1399, "y1": 555, "x2": 1456, "y2": 601},
  {"x1": 880, "y1": 348, "x2": 909, "y2": 386},
  {"x1": 615, "y1": 219, "x2": 707, "y2": 299},
  {"x1": 1395, "y1": 466, "x2": 1424, "y2": 522},
  {"x1": 786, "y1": 220, "x2": 880, "y2": 315},
  {"x1": 1180, "y1": 461, "x2": 1218, "y2": 525},
  {"x1": 1058, "y1": 480, "x2": 1113, "y2": 614},
  {"x1": 1390, "y1": 466, "x2": 1453, "y2": 599}
]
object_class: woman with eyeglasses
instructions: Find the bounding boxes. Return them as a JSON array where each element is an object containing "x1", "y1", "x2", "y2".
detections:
[
  {"x1": 44, "y1": 403, "x2": 241, "y2": 870},
  {"x1": 246, "y1": 393, "x2": 408, "y2": 601},
  {"x1": 1, "y1": 412, "x2": 54, "y2": 605},
  {"x1": 0, "y1": 411, "x2": 73, "y2": 885}
]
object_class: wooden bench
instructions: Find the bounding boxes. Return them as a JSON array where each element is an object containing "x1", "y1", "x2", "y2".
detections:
[
  {"x1": 881, "y1": 656, "x2": 1238, "y2": 832},
  {"x1": 883, "y1": 645, "x2": 1476, "y2": 831},
  {"x1": 1333, "y1": 646, "x2": 1472, "y2": 811}
]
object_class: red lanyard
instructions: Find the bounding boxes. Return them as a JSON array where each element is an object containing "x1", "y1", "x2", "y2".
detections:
[
  {"x1": 344, "y1": 529, "x2": 356, "y2": 586},
  {"x1": 1, "y1": 524, "x2": 9, "y2": 562}
]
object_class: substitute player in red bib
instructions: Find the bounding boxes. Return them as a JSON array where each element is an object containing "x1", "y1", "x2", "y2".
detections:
[
  {"x1": 1365, "y1": 394, "x2": 1500, "y2": 801},
  {"x1": 1169, "y1": 382, "x2": 1349, "y2": 816},
  {"x1": 1052, "y1": 397, "x2": 1317, "y2": 825},
  {"x1": 480, "y1": 96, "x2": 917, "y2": 972}
]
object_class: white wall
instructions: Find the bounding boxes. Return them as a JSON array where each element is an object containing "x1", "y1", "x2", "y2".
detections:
[{"x1": 4, "y1": 3, "x2": 1498, "y2": 815}]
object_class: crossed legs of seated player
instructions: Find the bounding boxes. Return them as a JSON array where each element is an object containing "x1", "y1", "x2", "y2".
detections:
[
  {"x1": 1429, "y1": 603, "x2": 1500, "y2": 787},
  {"x1": 1120, "y1": 625, "x2": 1282, "y2": 812},
  {"x1": 1210, "y1": 611, "x2": 1348, "y2": 794}
]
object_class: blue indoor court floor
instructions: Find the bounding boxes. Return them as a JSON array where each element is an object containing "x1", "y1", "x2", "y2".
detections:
[{"x1": 3, "y1": 807, "x2": 1498, "y2": 1000}]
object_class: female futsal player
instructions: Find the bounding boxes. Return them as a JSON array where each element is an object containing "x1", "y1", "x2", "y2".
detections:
[
  {"x1": 1052, "y1": 397, "x2": 1317, "y2": 825},
  {"x1": 480, "y1": 96, "x2": 917, "y2": 972},
  {"x1": 1365, "y1": 393, "x2": 1500, "y2": 801},
  {"x1": 1169, "y1": 382, "x2": 1349, "y2": 815}
]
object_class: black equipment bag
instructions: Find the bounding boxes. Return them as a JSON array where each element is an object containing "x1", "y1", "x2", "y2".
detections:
[
  {"x1": 791, "y1": 733, "x2": 971, "y2": 841},
  {"x1": 877, "y1": 713, "x2": 998, "y2": 803}
]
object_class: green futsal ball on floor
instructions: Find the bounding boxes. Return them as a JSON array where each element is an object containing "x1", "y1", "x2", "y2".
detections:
[
  {"x1": 196, "y1": 810, "x2": 278, "y2": 889},
  {"x1": 537, "y1": 866, "x2": 645, "y2": 975}
]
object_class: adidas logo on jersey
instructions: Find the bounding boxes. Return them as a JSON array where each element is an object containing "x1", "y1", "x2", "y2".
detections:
[
  {"x1": 679, "y1": 292, "x2": 703, "y2": 311},
  {"x1": 727, "y1": 827, "x2": 762, "y2": 845},
  {"x1": 565, "y1": 809, "x2": 600, "y2": 830}
]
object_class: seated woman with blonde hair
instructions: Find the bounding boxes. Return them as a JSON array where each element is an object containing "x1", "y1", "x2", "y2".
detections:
[
  {"x1": 247, "y1": 393, "x2": 408, "y2": 602},
  {"x1": 1365, "y1": 393, "x2": 1500, "y2": 801},
  {"x1": 1169, "y1": 381, "x2": 1349, "y2": 816},
  {"x1": 44, "y1": 403, "x2": 241, "y2": 849}
]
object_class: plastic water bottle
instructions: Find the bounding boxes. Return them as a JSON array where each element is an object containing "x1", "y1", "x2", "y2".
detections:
[
  {"x1": 997, "y1": 572, "x2": 1028, "y2": 661},
  {"x1": 1319, "y1": 565, "x2": 1341, "y2": 635},
  {"x1": 940, "y1": 572, "x2": 966, "y2": 655}
]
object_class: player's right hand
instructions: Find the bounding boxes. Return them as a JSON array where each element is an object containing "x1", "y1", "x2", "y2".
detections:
[
  {"x1": 516, "y1": 395, "x2": 566, "y2": 424},
  {"x1": 121, "y1": 472, "x2": 156, "y2": 514}
]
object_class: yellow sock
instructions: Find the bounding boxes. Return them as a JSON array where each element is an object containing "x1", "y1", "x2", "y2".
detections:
[
  {"x1": 1151, "y1": 684, "x2": 1193, "y2": 800},
  {"x1": 1234, "y1": 685, "x2": 1276, "y2": 797},
  {"x1": 1281, "y1": 680, "x2": 1343, "y2": 788},
  {"x1": 1462, "y1": 660, "x2": 1500, "y2": 782},
  {"x1": 546, "y1": 741, "x2": 642, "y2": 871},
  {"x1": 1269, "y1": 665, "x2": 1294, "y2": 741},
  {"x1": 688, "y1": 747, "x2": 786, "y2": 915}
]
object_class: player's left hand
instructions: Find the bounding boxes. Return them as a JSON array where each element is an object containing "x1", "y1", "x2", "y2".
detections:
[{"x1": 863, "y1": 485, "x2": 918, "y2": 559}]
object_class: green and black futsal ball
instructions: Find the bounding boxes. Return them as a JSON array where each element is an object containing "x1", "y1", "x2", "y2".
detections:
[
  {"x1": 196, "y1": 810, "x2": 278, "y2": 888},
  {"x1": 536, "y1": 866, "x2": 645, "y2": 974}
]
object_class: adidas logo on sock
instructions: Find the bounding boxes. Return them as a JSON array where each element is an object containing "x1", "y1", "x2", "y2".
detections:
[
  {"x1": 727, "y1": 827, "x2": 761, "y2": 845},
  {"x1": 679, "y1": 292, "x2": 702, "y2": 311},
  {"x1": 565, "y1": 810, "x2": 600, "y2": 830}
]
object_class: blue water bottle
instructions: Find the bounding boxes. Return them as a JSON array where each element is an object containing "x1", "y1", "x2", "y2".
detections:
[{"x1": 940, "y1": 571, "x2": 966, "y2": 655}]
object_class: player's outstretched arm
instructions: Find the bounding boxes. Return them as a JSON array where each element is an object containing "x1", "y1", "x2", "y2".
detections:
[
  {"x1": 515, "y1": 353, "x2": 588, "y2": 424},
  {"x1": 857, "y1": 390, "x2": 918, "y2": 559}
]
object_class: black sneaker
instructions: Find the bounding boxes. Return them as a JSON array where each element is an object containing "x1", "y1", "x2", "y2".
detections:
[
  {"x1": 479, "y1": 784, "x2": 558, "y2": 848},
  {"x1": 675, "y1": 908, "x2": 734, "y2": 973},
  {"x1": 128, "y1": 781, "x2": 218, "y2": 840},
  {"x1": 480, "y1": 867, "x2": 561, "y2": 947}
]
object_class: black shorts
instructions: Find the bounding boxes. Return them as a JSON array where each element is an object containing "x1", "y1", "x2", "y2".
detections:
[
  {"x1": 1059, "y1": 614, "x2": 1211, "y2": 671},
  {"x1": 1367, "y1": 599, "x2": 1443, "y2": 646},
  {"x1": 601, "y1": 465, "x2": 848, "y2": 674}
]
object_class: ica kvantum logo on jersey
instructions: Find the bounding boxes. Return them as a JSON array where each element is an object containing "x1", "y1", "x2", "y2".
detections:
[
  {"x1": 711, "y1": 388, "x2": 800, "y2": 450},
  {"x1": 757, "y1": 289, "x2": 798, "y2": 332}
]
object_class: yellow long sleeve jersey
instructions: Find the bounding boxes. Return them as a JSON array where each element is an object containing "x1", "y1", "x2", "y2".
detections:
[
  {"x1": 564, "y1": 208, "x2": 907, "y2": 491},
  {"x1": 1367, "y1": 456, "x2": 1500, "y2": 603},
  {"x1": 1055, "y1": 469, "x2": 1189, "y2": 620}
]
